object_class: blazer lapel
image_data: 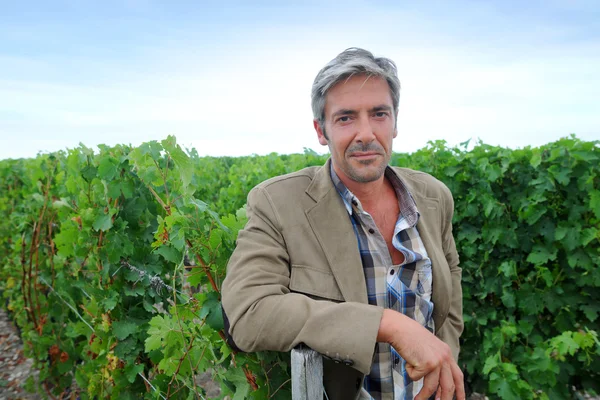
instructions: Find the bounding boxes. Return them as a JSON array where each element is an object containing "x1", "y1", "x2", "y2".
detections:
[{"x1": 304, "y1": 161, "x2": 368, "y2": 304}]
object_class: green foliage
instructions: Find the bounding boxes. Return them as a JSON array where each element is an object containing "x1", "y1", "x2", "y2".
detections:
[
  {"x1": 0, "y1": 134, "x2": 598, "y2": 399},
  {"x1": 396, "y1": 136, "x2": 600, "y2": 399}
]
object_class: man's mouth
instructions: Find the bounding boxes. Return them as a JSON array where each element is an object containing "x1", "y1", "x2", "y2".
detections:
[{"x1": 350, "y1": 152, "x2": 380, "y2": 159}]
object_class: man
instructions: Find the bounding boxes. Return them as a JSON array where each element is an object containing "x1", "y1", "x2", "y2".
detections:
[{"x1": 222, "y1": 48, "x2": 464, "y2": 400}]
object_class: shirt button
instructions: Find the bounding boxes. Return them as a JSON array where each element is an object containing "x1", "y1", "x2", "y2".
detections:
[
  {"x1": 368, "y1": 228, "x2": 375, "y2": 234},
  {"x1": 352, "y1": 199, "x2": 358, "y2": 206},
  {"x1": 390, "y1": 269, "x2": 395, "y2": 275}
]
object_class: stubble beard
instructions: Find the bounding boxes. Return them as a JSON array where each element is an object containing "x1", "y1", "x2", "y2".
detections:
[{"x1": 343, "y1": 143, "x2": 389, "y2": 183}]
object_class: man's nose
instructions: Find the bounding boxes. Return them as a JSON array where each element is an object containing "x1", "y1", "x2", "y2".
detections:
[{"x1": 354, "y1": 114, "x2": 376, "y2": 144}]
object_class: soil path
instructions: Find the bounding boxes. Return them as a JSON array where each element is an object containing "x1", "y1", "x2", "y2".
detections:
[{"x1": 0, "y1": 307, "x2": 40, "y2": 400}]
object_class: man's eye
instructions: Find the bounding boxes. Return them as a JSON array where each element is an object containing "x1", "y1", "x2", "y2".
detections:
[
  {"x1": 374, "y1": 112, "x2": 387, "y2": 118},
  {"x1": 338, "y1": 116, "x2": 350, "y2": 122}
]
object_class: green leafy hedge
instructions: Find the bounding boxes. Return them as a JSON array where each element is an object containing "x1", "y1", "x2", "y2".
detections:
[
  {"x1": 393, "y1": 137, "x2": 600, "y2": 398},
  {"x1": 0, "y1": 135, "x2": 598, "y2": 399}
]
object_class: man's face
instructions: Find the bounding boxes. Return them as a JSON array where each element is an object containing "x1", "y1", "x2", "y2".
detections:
[{"x1": 314, "y1": 74, "x2": 397, "y2": 184}]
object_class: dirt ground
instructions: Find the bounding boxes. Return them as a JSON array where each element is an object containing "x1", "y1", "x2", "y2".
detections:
[{"x1": 0, "y1": 307, "x2": 40, "y2": 400}]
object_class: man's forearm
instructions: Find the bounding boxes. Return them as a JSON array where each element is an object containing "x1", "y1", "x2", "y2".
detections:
[{"x1": 376, "y1": 309, "x2": 465, "y2": 400}]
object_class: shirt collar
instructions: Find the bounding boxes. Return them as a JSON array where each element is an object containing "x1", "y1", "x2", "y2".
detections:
[
  {"x1": 329, "y1": 162, "x2": 420, "y2": 227},
  {"x1": 330, "y1": 162, "x2": 356, "y2": 215}
]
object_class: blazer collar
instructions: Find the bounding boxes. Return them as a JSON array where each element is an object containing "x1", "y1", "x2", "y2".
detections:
[{"x1": 305, "y1": 158, "x2": 335, "y2": 203}]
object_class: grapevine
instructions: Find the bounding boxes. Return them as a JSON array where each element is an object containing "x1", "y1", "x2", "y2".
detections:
[{"x1": 0, "y1": 135, "x2": 598, "y2": 399}]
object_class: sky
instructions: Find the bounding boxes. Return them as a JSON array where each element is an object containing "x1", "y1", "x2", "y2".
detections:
[{"x1": 0, "y1": 0, "x2": 598, "y2": 160}]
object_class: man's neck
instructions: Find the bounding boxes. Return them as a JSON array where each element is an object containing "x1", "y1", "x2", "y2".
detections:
[{"x1": 335, "y1": 167, "x2": 392, "y2": 210}]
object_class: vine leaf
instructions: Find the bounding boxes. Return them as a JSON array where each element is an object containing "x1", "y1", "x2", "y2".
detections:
[
  {"x1": 226, "y1": 367, "x2": 251, "y2": 400},
  {"x1": 113, "y1": 320, "x2": 140, "y2": 340},
  {"x1": 590, "y1": 190, "x2": 600, "y2": 219},
  {"x1": 98, "y1": 157, "x2": 118, "y2": 181},
  {"x1": 496, "y1": 380, "x2": 520, "y2": 400},
  {"x1": 155, "y1": 245, "x2": 182, "y2": 264},
  {"x1": 200, "y1": 292, "x2": 224, "y2": 331},
  {"x1": 162, "y1": 135, "x2": 193, "y2": 189},
  {"x1": 526, "y1": 246, "x2": 556, "y2": 265},
  {"x1": 93, "y1": 213, "x2": 113, "y2": 232},
  {"x1": 124, "y1": 364, "x2": 144, "y2": 384}
]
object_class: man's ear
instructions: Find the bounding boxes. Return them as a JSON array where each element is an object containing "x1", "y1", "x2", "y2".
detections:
[{"x1": 314, "y1": 119, "x2": 328, "y2": 146}]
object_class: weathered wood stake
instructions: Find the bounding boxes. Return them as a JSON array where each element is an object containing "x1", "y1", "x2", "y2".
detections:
[{"x1": 291, "y1": 346, "x2": 323, "y2": 400}]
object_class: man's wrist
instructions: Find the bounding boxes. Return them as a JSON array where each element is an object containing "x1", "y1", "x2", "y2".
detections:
[
  {"x1": 377, "y1": 309, "x2": 426, "y2": 348},
  {"x1": 377, "y1": 309, "x2": 404, "y2": 343}
]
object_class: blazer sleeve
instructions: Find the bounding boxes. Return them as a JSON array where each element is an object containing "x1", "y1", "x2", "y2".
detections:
[
  {"x1": 437, "y1": 184, "x2": 464, "y2": 361},
  {"x1": 221, "y1": 186, "x2": 383, "y2": 375}
]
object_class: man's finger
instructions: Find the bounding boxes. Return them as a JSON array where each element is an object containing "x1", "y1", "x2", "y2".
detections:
[
  {"x1": 415, "y1": 367, "x2": 441, "y2": 400},
  {"x1": 451, "y1": 362, "x2": 466, "y2": 400},
  {"x1": 439, "y1": 364, "x2": 455, "y2": 400},
  {"x1": 405, "y1": 362, "x2": 427, "y2": 382}
]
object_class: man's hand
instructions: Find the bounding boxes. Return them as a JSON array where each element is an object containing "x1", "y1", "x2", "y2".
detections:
[{"x1": 377, "y1": 309, "x2": 465, "y2": 400}]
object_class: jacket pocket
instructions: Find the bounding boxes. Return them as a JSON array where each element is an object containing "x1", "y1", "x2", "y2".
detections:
[{"x1": 289, "y1": 265, "x2": 344, "y2": 301}]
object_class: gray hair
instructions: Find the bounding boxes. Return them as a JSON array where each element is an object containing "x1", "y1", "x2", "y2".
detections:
[{"x1": 311, "y1": 47, "x2": 401, "y2": 134}]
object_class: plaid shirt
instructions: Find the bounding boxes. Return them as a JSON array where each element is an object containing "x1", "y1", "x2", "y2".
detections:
[{"x1": 330, "y1": 165, "x2": 435, "y2": 400}]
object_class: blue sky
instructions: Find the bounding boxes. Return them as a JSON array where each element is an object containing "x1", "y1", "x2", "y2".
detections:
[{"x1": 1, "y1": 0, "x2": 598, "y2": 160}]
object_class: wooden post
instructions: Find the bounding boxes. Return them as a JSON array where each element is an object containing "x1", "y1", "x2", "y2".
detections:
[{"x1": 291, "y1": 346, "x2": 323, "y2": 400}]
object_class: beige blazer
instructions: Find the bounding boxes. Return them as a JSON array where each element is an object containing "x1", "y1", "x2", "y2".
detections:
[{"x1": 222, "y1": 160, "x2": 463, "y2": 400}]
